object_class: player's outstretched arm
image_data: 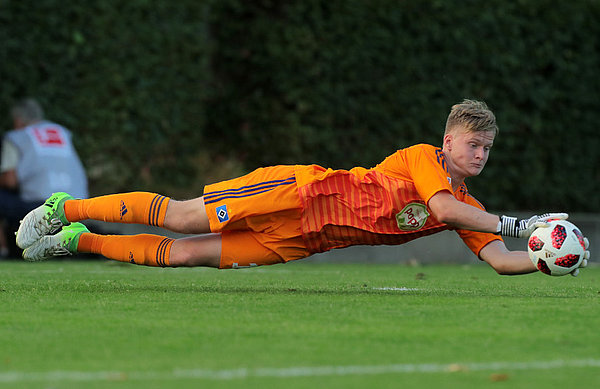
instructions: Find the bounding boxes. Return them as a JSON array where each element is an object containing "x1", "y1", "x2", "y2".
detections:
[
  {"x1": 428, "y1": 191, "x2": 500, "y2": 233},
  {"x1": 428, "y1": 191, "x2": 567, "y2": 238},
  {"x1": 479, "y1": 240, "x2": 537, "y2": 275}
]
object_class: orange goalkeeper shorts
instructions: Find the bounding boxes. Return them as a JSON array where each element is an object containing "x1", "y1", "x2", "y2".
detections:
[{"x1": 203, "y1": 165, "x2": 310, "y2": 269}]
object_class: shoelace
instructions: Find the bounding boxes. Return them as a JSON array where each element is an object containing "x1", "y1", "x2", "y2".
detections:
[
  {"x1": 46, "y1": 244, "x2": 72, "y2": 257},
  {"x1": 43, "y1": 231, "x2": 75, "y2": 257},
  {"x1": 44, "y1": 214, "x2": 64, "y2": 233}
]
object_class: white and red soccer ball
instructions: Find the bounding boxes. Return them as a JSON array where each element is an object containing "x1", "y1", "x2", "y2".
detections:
[{"x1": 528, "y1": 220, "x2": 586, "y2": 276}]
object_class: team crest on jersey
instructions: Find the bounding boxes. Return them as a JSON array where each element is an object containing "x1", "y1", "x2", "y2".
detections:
[
  {"x1": 216, "y1": 204, "x2": 229, "y2": 223},
  {"x1": 396, "y1": 203, "x2": 430, "y2": 231}
]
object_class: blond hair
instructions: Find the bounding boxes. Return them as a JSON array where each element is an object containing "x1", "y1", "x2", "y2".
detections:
[{"x1": 445, "y1": 99, "x2": 498, "y2": 135}]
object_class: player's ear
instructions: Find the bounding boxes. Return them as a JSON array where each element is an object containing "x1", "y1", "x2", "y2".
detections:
[{"x1": 443, "y1": 133, "x2": 453, "y2": 151}]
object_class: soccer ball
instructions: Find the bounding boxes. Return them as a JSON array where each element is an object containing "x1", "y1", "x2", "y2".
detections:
[{"x1": 528, "y1": 220, "x2": 586, "y2": 276}]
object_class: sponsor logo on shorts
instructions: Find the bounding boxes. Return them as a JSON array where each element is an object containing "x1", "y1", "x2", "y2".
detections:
[
  {"x1": 396, "y1": 203, "x2": 430, "y2": 231},
  {"x1": 216, "y1": 204, "x2": 229, "y2": 223}
]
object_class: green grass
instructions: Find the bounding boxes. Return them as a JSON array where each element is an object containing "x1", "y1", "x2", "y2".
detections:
[{"x1": 0, "y1": 259, "x2": 599, "y2": 389}]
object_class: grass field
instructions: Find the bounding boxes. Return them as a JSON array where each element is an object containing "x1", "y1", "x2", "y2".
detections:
[{"x1": 1, "y1": 258, "x2": 598, "y2": 389}]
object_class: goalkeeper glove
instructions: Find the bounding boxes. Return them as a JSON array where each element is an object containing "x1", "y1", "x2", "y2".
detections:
[
  {"x1": 497, "y1": 213, "x2": 569, "y2": 238},
  {"x1": 570, "y1": 236, "x2": 590, "y2": 277}
]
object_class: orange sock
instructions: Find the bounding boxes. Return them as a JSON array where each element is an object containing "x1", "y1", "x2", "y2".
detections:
[
  {"x1": 64, "y1": 192, "x2": 170, "y2": 227},
  {"x1": 78, "y1": 232, "x2": 174, "y2": 267}
]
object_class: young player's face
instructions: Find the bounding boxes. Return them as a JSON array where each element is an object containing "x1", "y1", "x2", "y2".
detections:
[{"x1": 443, "y1": 127, "x2": 495, "y2": 180}]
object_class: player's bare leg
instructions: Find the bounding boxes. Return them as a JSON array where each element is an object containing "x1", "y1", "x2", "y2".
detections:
[
  {"x1": 17, "y1": 192, "x2": 212, "y2": 248},
  {"x1": 168, "y1": 234, "x2": 221, "y2": 267},
  {"x1": 163, "y1": 196, "x2": 211, "y2": 234},
  {"x1": 19, "y1": 192, "x2": 222, "y2": 267},
  {"x1": 23, "y1": 223, "x2": 222, "y2": 268}
]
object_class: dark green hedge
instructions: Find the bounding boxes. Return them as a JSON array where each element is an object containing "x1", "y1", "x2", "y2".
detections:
[
  {"x1": 1, "y1": 0, "x2": 598, "y2": 211},
  {"x1": 0, "y1": 0, "x2": 216, "y2": 197}
]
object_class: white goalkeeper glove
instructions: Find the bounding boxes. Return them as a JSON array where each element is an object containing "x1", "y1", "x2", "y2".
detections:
[
  {"x1": 570, "y1": 236, "x2": 590, "y2": 277},
  {"x1": 497, "y1": 213, "x2": 569, "y2": 238}
]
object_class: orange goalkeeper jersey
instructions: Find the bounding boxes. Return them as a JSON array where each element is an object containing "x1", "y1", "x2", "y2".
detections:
[{"x1": 295, "y1": 144, "x2": 501, "y2": 257}]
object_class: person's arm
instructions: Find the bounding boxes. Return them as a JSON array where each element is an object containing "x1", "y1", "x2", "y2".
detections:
[
  {"x1": 428, "y1": 191, "x2": 567, "y2": 238},
  {"x1": 0, "y1": 139, "x2": 19, "y2": 190},
  {"x1": 479, "y1": 240, "x2": 537, "y2": 275},
  {"x1": 428, "y1": 191, "x2": 499, "y2": 232},
  {"x1": 0, "y1": 169, "x2": 18, "y2": 189}
]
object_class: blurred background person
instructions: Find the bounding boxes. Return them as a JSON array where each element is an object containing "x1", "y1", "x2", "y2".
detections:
[{"x1": 0, "y1": 98, "x2": 88, "y2": 256}]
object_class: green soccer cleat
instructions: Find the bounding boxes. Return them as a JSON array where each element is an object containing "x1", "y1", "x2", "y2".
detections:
[
  {"x1": 22, "y1": 222, "x2": 89, "y2": 262},
  {"x1": 16, "y1": 192, "x2": 74, "y2": 249}
]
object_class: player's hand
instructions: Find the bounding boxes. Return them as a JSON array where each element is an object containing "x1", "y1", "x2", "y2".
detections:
[
  {"x1": 498, "y1": 213, "x2": 569, "y2": 238},
  {"x1": 571, "y1": 237, "x2": 590, "y2": 277}
]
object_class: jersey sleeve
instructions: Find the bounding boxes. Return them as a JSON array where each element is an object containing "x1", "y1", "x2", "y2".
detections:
[
  {"x1": 392, "y1": 144, "x2": 453, "y2": 204},
  {"x1": 455, "y1": 194, "x2": 503, "y2": 259}
]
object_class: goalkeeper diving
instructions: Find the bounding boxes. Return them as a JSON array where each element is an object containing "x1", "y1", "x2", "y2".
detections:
[{"x1": 16, "y1": 100, "x2": 590, "y2": 276}]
